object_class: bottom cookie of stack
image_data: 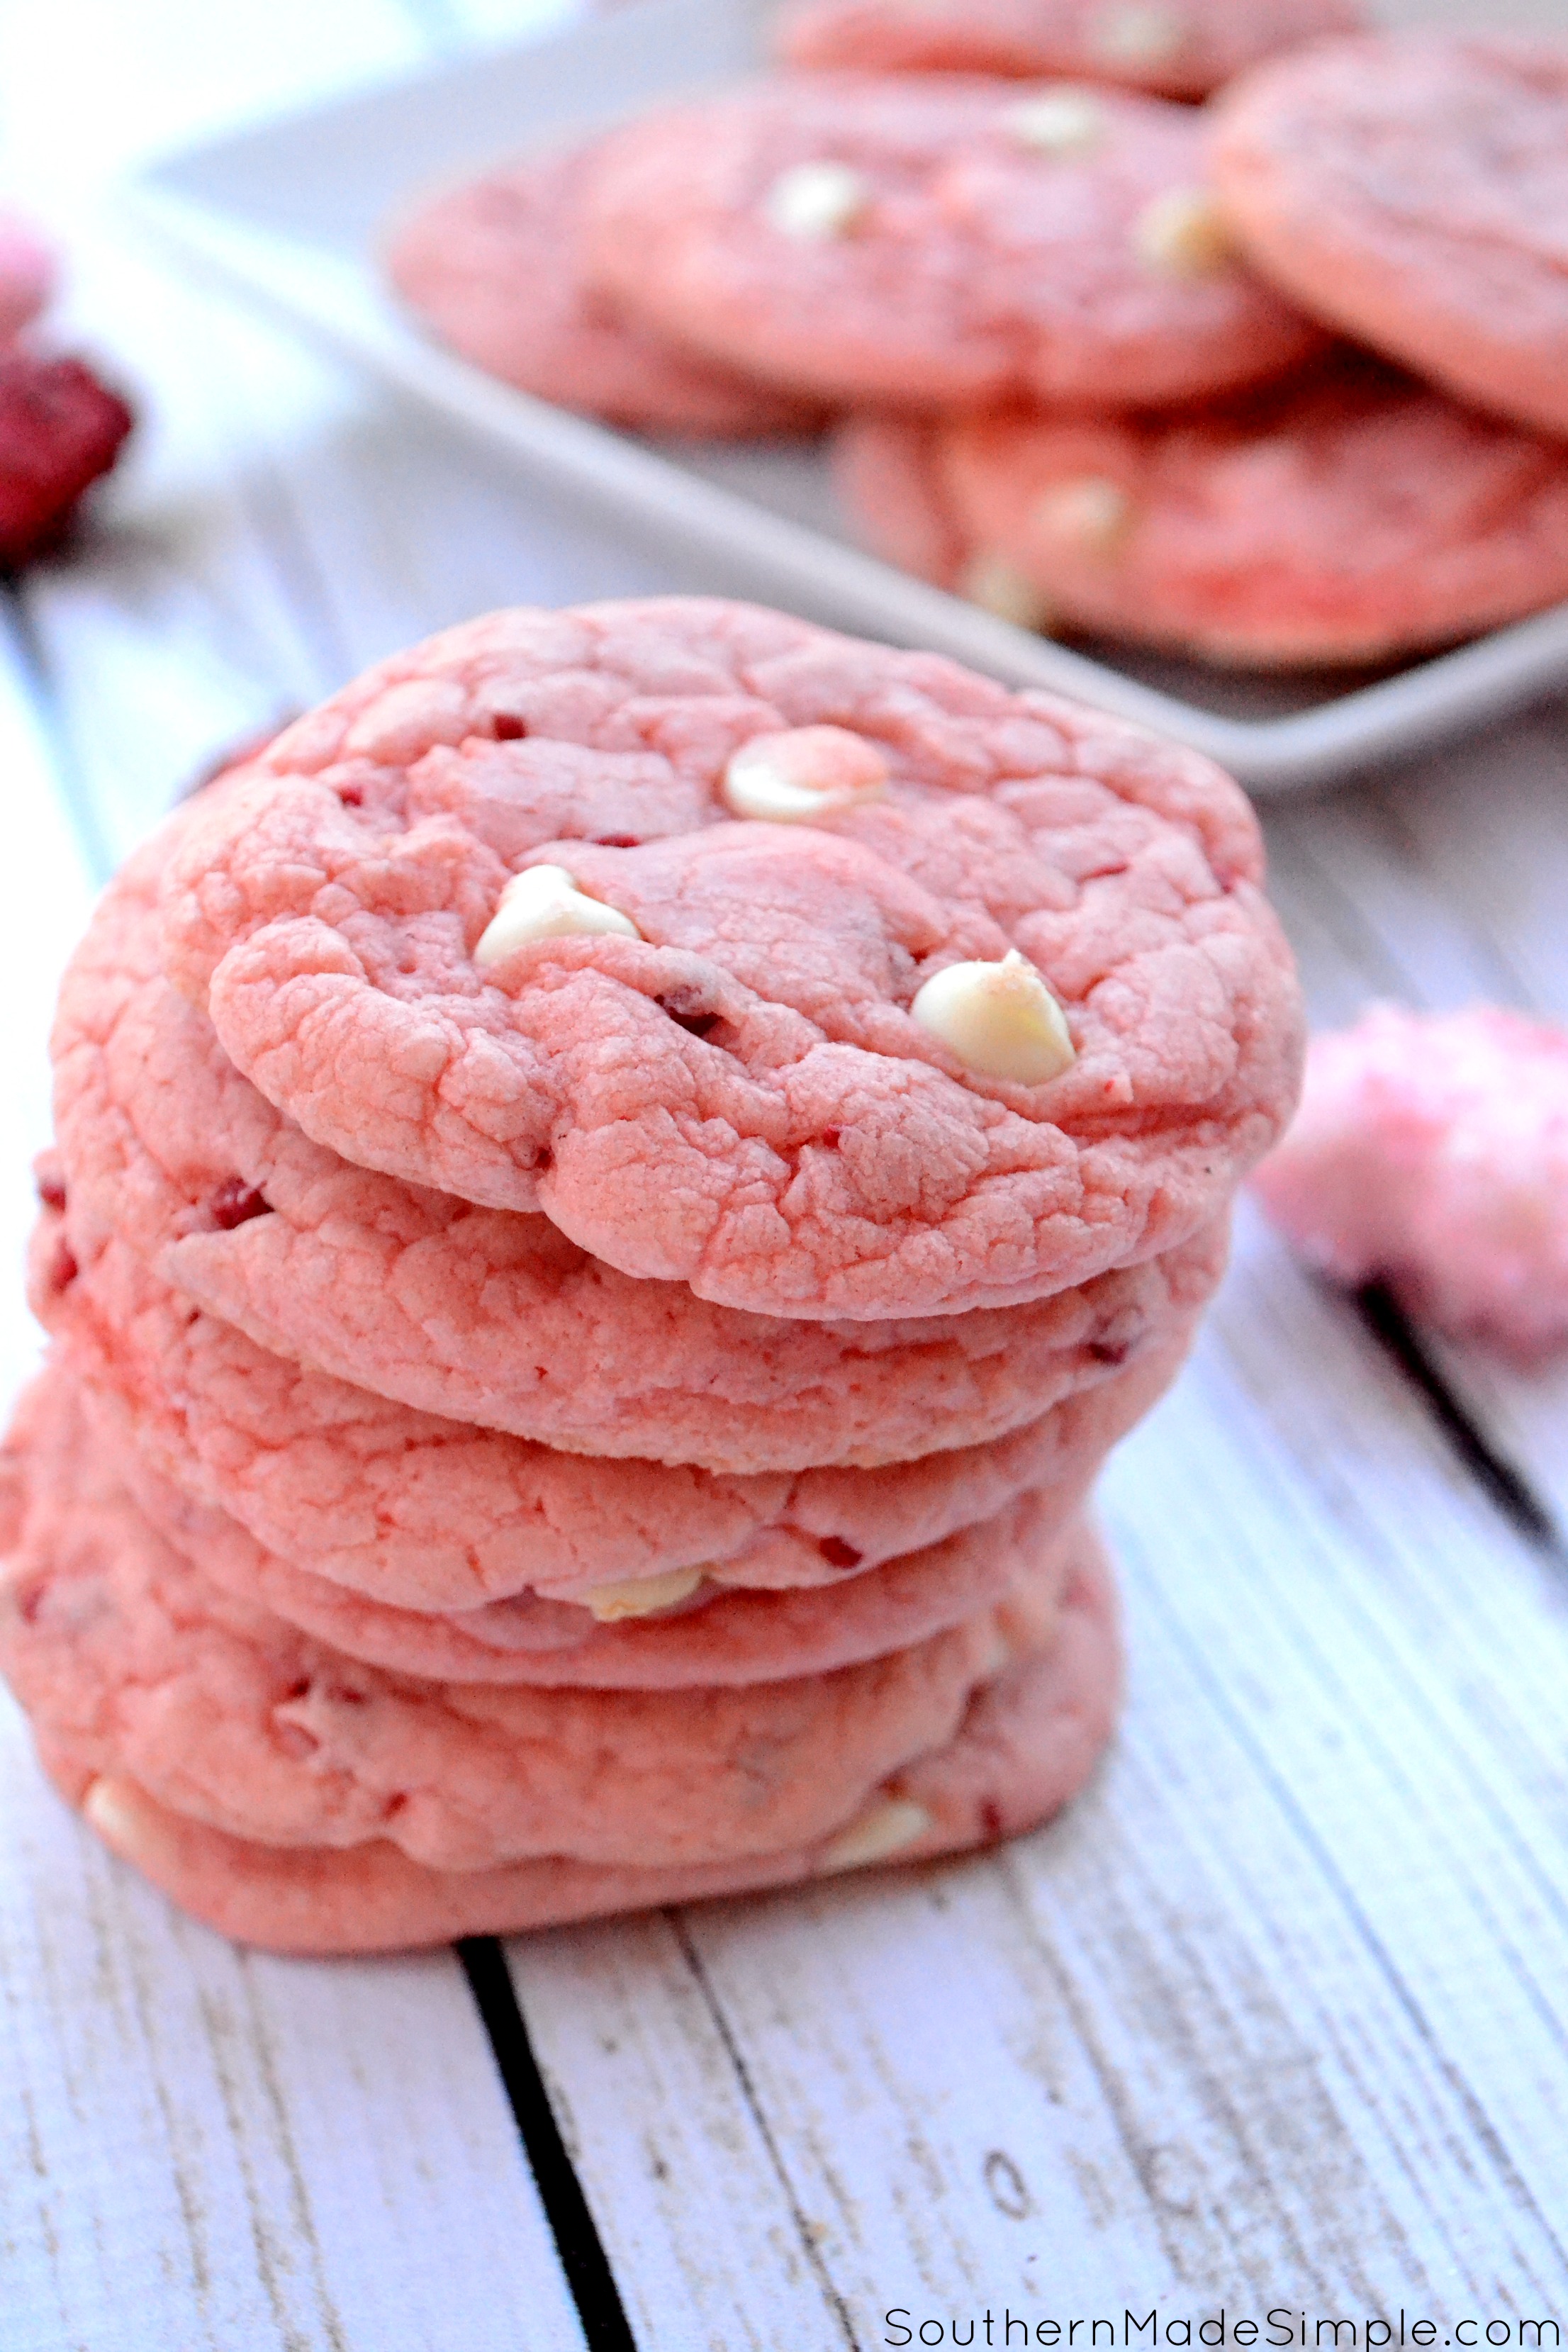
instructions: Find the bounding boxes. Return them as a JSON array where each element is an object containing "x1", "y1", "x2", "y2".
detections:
[{"x1": 0, "y1": 1370, "x2": 1119, "y2": 1954}]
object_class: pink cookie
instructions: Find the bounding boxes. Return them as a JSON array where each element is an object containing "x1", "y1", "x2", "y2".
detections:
[
  {"x1": 53, "y1": 852, "x2": 1226, "y2": 1469},
  {"x1": 928, "y1": 357, "x2": 1568, "y2": 666},
  {"x1": 1250, "y1": 1004, "x2": 1568, "y2": 1365},
  {"x1": 0, "y1": 211, "x2": 55, "y2": 338},
  {"x1": 32, "y1": 1199, "x2": 1203, "y2": 1613},
  {"x1": 43, "y1": 1534, "x2": 1119, "y2": 1953},
  {"x1": 1211, "y1": 37, "x2": 1568, "y2": 439},
  {"x1": 775, "y1": 0, "x2": 1362, "y2": 99},
  {"x1": 582, "y1": 78, "x2": 1321, "y2": 414},
  {"x1": 385, "y1": 142, "x2": 822, "y2": 437},
  {"x1": 67, "y1": 1363, "x2": 1091, "y2": 1689},
  {"x1": 157, "y1": 597, "x2": 1301, "y2": 1319},
  {"x1": 834, "y1": 414, "x2": 966, "y2": 590},
  {"x1": 0, "y1": 1379, "x2": 1068, "y2": 1876}
]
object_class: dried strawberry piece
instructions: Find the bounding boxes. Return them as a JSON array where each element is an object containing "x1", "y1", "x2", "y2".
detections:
[{"x1": 0, "y1": 352, "x2": 133, "y2": 569}]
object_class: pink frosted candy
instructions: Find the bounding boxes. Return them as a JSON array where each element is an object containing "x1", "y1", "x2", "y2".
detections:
[{"x1": 1250, "y1": 1003, "x2": 1568, "y2": 1361}]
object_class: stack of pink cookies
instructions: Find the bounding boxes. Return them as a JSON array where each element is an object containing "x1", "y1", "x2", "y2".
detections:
[
  {"x1": 386, "y1": 16, "x2": 1568, "y2": 671},
  {"x1": 0, "y1": 597, "x2": 1301, "y2": 1954}
]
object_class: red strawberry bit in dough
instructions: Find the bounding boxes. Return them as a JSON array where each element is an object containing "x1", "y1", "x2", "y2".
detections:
[
  {"x1": 0, "y1": 352, "x2": 133, "y2": 569},
  {"x1": 934, "y1": 356, "x2": 1568, "y2": 667},
  {"x1": 156, "y1": 597, "x2": 1301, "y2": 1320},
  {"x1": 773, "y1": 0, "x2": 1362, "y2": 100},
  {"x1": 55, "y1": 834, "x2": 1228, "y2": 1468},
  {"x1": 0, "y1": 1379, "x2": 1060, "y2": 1875},
  {"x1": 384, "y1": 142, "x2": 824, "y2": 438},
  {"x1": 1251, "y1": 1005, "x2": 1568, "y2": 1365},
  {"x1": 33, "y1": 1206, "x2": 1210, "y2": 1615},
  {"x1": 578, "y1": 81, "x2": 1322, "y2": 414},
  {"x1": 1210, "y1": 37, "x2": 1568, "y2": 440}
]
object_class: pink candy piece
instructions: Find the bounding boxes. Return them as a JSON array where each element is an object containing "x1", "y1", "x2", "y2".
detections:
[
  {"x1": 0, "y1": 211, "x2": 55, "y2": 338},
  {"x1": 1250, "y1": 1003, "x2": 1568, "y2": 1362}
]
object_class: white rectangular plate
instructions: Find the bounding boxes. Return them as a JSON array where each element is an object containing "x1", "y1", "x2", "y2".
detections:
[{"x1": 124, "y1": 0, "x2": 1568, "y2": 793}]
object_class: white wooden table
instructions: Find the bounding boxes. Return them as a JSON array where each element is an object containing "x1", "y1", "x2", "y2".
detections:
[{"x1": 4, "y1": 3, "x2": 1568, "y2": 2343}]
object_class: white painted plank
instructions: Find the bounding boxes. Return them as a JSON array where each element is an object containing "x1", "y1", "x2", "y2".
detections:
[{"x1": 0, "y1": 1690, "x2": 587, "y2": 2352}]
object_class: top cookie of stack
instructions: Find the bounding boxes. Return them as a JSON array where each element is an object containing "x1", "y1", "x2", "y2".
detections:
[{"x1": 1, "y1": 597, "x2": 1301, "y2": 1954}]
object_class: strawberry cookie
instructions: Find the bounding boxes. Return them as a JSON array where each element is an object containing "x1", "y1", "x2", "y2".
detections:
[
  {"x1": 774, "y1": 0, "x2": 1362, "y2": 100},
  {"x1": 55, "y1": 846, "x2": 1226, "y2": 1466},
  {"x1": 64, "y1": 1365, "x2": 1087, "y2": 1690},
  {"x1": 33, "y1": 1200, "x2": 1202, "y2": 1616},
  {"x1": 386, "y1": 142, "x2": 822, "y2": 437},
  {"x1": 580, "y1": 79, "x2": 1320, "y2": 413},
  {"x1": 0, "y1": 1379, "x2": 1081, "y2": 1875},
  {"x1": 155, "y1": 597, "x2": 1301, "y2": 1319},
  {"x1": 907, "y1": 357, "x2": 1568, "y2": 666},
  {"x1": 6, "y1": 1392, "x2": 1119, "y2": 1951},
  {"x1": 1211, "y1": 37, "x2": 1568, "y2": 439}
]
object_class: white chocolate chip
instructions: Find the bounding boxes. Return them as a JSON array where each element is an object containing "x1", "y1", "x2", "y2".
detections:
[
  {"x1": 765, "y1": 160, "x2": 870, "y2": 240},
  {"x1": 958, "y1": 552, "x2": 1055, "y2": 633},
  {"x1": 722, "y1": 725, "x2": 889, "y2": 822},
  {"x1": 1004, "y1": 90, "x2": 1106, "y2": 158},
  {"x1": 83, "y1": 1776, "x2": 146, "y2": 1857},
  {"x1": 1090, "y1": 1, "x2": 1185, "y2": 67},
  {"x1": 1132, "y1": 186, "x2": 1233, "y2": 279},
  {"x1": 911, "y1": 948, "x2": 1075, "y2": 1085},
  {"x1": 1034, "y1": 475, "x2": 1133, "y2": 553},
  {"x1": 474, "y1": 863, "x2": 641, "y2": 968},
  {"x1": 582, "y1": 1566, "x2": 705, "y2": 1623},
  {"x1": 819, "y1": 1797, "x2": 934, "y2": 1874}
]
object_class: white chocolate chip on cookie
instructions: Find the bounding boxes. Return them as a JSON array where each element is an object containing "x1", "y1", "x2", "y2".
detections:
[
  {"x1": 722, "y1": 725, "x2": 889, "y2": 821},
  {"x1": 1133, "y1": 186, "x2": 1233, "y2": 278},
  {"x1": 765, "y1": 161, "x2": 870, "y2": 240},
  {"x1": 958, "y1": 552, "x2": 1055, "y2": 632},
  {"x1": 819, "y1": 1796, "x2": 934, "y2": 1873},
  {"x1": 1090, "y1": 1, "x2": 1185, "y2": 67},
  {"x1": 912, "y1": 948, "x2": 1075, "y2": 1085},
  {"x1": 1035, "y1": 475, "x2": 1133, "y2": 552},
  {"x1": 581, "y1": 1566, "x2": 706, "y2": 1623},
  {"x1": 1004, "y1": 90, "x2": 1106, "y2": 158},
  {"x1": 475, "y1": 863, "x2": 641, "y2": 968}
]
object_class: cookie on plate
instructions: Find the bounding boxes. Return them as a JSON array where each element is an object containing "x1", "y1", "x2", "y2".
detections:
[
  {"x1": 1210, "y1": 36, "x2": 1568, "y2": 439},
  {"x1": 581, "y1": 77, "x2": 1323, "y2": 412},
  {"x1": 154, "y1": 596, "x2": 1301, "y2": 1321},
  {"x1": 1251, "y1": 1004, "x2": 1568, "y2": 1363},
  {"x1": 902, "y1": 356, "x2": 1568, "y2": 667},
  {"x1": 386, "y1": 142, "x2": 822, "y2": 437},
  {"x1": 775, "y1": 0, "x2": 1362, "y2": 100}
]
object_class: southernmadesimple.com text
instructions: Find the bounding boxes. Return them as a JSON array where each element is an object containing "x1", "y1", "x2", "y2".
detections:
[{"x1": 882, "y1": 2314, "x2": 1563, "y2": 2350}]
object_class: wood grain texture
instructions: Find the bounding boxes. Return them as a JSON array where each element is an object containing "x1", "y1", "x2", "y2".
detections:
[
  {"x1": 0, "y1": 1691, "x2": 587, "y2": 2352},
  {"x1": 3, "y1": 0, "x2": 1568, "y2": 2343}
]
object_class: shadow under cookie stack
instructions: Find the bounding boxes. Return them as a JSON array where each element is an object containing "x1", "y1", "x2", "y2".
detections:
[{"x1": 0, "y1": 598, "x2": 1301, "y2": 1954}]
